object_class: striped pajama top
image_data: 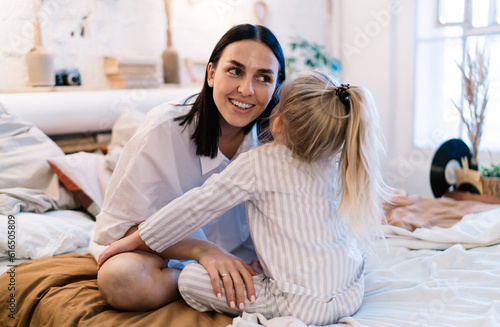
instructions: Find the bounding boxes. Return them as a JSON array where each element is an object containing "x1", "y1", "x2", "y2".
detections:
[{"x1": 139, "y1": 142, "x2": 365, "y2": 300}]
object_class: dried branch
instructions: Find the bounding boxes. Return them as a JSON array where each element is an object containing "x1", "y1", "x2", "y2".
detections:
[{"x1": 454, "y1": 42, "x2": 490, "y2": 165}]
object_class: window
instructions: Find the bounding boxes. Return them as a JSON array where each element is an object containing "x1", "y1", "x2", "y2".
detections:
[{"x1": 414, "y1": 0, "x2": 500, "y2": 153}]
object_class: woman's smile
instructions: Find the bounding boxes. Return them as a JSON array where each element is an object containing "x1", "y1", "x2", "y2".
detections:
[{"x1": 229, "y1": 98, "x2": 255, "y2": 111}]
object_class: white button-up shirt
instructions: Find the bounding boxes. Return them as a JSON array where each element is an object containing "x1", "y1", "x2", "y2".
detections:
[{"x1": 93, "y1": 99, "x2": 258, "y2": 257}]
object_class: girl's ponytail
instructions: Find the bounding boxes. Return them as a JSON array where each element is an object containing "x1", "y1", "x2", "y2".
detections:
[
  {"x1": 337, "y1": 86, "x2": 389, "y2": 244},
  {"x1": 270, "y1": 69, "x2": 389, "y2": 245}
]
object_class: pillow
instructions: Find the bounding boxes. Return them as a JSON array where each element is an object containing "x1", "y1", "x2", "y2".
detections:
[
  {"x1": 48, "y1": 152, "x2": 112, "y2": 218},
  {"x1": 0, "y1": 108, "x2": 78, "y2": 215},
  {"x1": 105, "y1": 107, "x2": 146, "y2": 171},
  {"x1": 0, "y1": 210, "x2": 95, "y2": 260}
]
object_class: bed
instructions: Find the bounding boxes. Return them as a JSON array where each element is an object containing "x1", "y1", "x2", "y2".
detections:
[{"x1": 1, "y1": 89, "x2": 500, "y2": 327}]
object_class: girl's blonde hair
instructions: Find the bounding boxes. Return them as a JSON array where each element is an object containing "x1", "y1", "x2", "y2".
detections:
[{"x1": 272, "y1": 69, "x2": 389, "y2": 243}]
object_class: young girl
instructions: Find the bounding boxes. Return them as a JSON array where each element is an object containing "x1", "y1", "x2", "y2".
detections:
[{"x1": 97, "y1": 69, "x2": 388, "y2": 325}]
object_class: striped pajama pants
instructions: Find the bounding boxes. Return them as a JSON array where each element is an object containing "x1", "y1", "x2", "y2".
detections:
[{"x1": 178, "y1": 263, "x2": 364, "y2": 325}]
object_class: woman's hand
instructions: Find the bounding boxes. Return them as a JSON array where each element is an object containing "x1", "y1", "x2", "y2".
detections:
[
  {"x1": 97, "y1": 231, "x2": 145, "y2": 270},
  {"x1": 195, "y1": 243, "x2": 257, "y2": 310}
]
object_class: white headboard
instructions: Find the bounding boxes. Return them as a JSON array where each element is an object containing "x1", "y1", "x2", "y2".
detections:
[{"x1": 0, "y1": 86, "x2": 200, "y2": 136}]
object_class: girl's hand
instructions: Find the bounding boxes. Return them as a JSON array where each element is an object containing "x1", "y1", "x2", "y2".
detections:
[
  {"x1": 97, "y1": 231, "x2": 145, "y2": 270},
  {"x1": 196, "y1": 243, "x2": 257, "y2": 310}
]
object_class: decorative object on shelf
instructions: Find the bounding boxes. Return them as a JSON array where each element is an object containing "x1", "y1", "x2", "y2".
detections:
[
  {"x1": 454, "y1": 157, "x2": 483, "y2": 194},
  {"x1": 162, "y1": 0, "x2": 180, "y2": 84},
  {"x1": 432, "y1": 139, "x2": 500, "y2": 200},
  {"x1": 453, "y1": 43, "x2": 490, "y2": 169},
  {"x1": 26, "y1": 0, "x2": 55, "y2": 87},
  {"x1": 254, "y1": 1, "x2": 268, "y2": 24},
  {"x1": 55, "y1": 69, "x2": 81, "y2": 86},
  {"x1": 103, "y1": 57, "x2": 161, "y2": 87},
  {"x1": 454, "y1": 159, "x2": 500, "y2": 199},
  {"x1": 286, "y1": 37, "x2": 341, "y2": 77},
  {"x1": 430, "y1": 138, "x2": 472, "y2": 197}
]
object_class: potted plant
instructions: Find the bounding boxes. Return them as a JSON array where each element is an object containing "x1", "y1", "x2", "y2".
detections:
[
  {"x1": 286, "y1": 37, "x2": 341, "y2": 77},
  {"x1": 481, "y1": 163, "x2": 500, "y2": 198},
  {"x1": 482, "y1": 163, "x2": 500, "y2": 178}
]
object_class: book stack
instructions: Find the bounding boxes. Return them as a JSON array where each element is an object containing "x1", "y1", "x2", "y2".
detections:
[{"x1": 103, "y1": 57, "x2": 162, "y2": 87}]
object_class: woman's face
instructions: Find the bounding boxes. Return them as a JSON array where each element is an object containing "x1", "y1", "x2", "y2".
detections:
[{"x1": 207, "y1": 40, "x2": 280, "y2": 130}]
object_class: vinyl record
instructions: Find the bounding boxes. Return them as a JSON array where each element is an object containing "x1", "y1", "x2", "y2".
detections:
[{"x1": 430, "y1": 138, "x2": 472, "y2": 198}]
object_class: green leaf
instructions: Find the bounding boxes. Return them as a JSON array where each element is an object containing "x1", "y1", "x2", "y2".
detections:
[{"x1": 288, "y1": 36, "x2": 342, "y2": 73}]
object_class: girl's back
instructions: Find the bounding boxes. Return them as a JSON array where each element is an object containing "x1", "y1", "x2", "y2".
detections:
[{"x1": 245, "y1": 142, "x2": 365, "y2": 299}]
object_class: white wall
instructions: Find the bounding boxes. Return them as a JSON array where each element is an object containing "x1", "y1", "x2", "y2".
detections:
[
  {"x1": 336, "y1": 0, "x2": 423, "y2": 193},
  {"x1": 0, "y1": 0, "x2": 167, "y2": 89},
  {"x1": 337, "y1": 0, "x2": 500, "y2": 197},
  {"x1": 2, "y1": 0, "x2": 496, "y2": 197},
  {"x1": 0, "y1": 0, "x2": 329, "y2": 90}
]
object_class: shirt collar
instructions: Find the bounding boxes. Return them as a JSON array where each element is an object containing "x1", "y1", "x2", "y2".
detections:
[
  {"x1": 200, "y1": 124, "x2": 258, "y2": 175},
  {"x1": 200, "y1": 152, "x2": 224, "y2": 175}
]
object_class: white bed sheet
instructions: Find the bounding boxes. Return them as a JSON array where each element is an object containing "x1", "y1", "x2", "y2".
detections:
[
  {"x1": 230, "y1": 208, "x2": 500, "y2": 327},
  {"x1": 0, "y1": 209, "x2": 95, "y2": 274}
]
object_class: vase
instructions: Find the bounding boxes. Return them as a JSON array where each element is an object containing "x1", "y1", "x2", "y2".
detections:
[
  {"x1": 26, "y1": 0, "x2": 55, "y2": 87},
  {"x1": 26, "y1": 45, "x2": 55, "y2": 86},
  {"x1": 162, "y1": 0, "x2": 180, "y2": 84},
  {"x1": 162, "y1": 46, "x2": 179, "y2": 84}
]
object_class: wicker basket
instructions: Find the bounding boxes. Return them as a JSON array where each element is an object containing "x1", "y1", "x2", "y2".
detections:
[{"x1": 482, "y1": 177, "x2": 500, "y2": 198}]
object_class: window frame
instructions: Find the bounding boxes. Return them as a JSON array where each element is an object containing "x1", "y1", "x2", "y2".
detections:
[
  {"x1": 413, "y1": 0, "x2": 500, "y2": 151},
  {"x1": 436, "y1": 0, "x2": 500, "y2": 29}
]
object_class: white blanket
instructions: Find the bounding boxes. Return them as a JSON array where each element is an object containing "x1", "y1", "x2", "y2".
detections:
[{"x1": 230, "y1": 208, "x2": 500, "y2": 327}]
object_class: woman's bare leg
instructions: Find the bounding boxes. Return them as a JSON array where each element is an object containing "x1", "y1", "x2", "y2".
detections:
[
  {"x1": 96, "y1": 225, "x2": 257, "y2": 311},
  {"x1": 97, "y1": 250, "x2": 181, "y2": 311}
]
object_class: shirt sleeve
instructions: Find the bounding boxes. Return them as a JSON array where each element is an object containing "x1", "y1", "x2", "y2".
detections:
[
  {"x1": 93, "y1": 108, "x2": 184, "y2": 245},
  {"x1": 139, "y1": 151, "x2": 255, "y2": 253}
]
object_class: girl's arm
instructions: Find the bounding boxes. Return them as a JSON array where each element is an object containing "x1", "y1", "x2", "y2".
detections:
[{"x1": 139, "y1": 152, "x2": 255, "y2": 254}]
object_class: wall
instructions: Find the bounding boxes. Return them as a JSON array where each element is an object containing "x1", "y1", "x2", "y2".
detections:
[
  {"x1": 337, "y1": 0, "x2": 425, "y2": 194},
  {"x1": 0, "y1": 0, "x2": 166, "y2": 89},
  {"x1": 337, "y1": 0, "x2": 500, "y2": 196},
  {"x1": 3, "y1": 0, "x2": 496, "y2": 197},
  {"x1": 0, "y1": 0, "x2": 329, "y2": 90}
]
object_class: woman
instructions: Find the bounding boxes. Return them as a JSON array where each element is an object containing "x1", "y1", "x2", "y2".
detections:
[{"x1": 92, "y1": 24, "x2": 286, "y2": 311}]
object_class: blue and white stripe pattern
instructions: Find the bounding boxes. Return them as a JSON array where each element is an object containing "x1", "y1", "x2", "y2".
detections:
[{"x1": 139, "y1": 142, "x2": 365, "y2": 325}]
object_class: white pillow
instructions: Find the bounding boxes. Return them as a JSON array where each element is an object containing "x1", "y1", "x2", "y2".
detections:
[
  {"x1": 105, "y1": 107, "x2": 146, "y2": 171},
  {"x1": 0, "y1": 110, "x2": 78, "y2": 215},
  {"x1": 0, "y1": 210, "x2": 95, "y2": 260},
  {"x1": 48, "y1": 152, "x2": 112, "y2": 218}
]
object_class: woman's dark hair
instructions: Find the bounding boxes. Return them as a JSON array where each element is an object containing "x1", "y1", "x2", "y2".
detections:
[{"x1": 175, "y1": 24, "x2": 286, "y2": 158}]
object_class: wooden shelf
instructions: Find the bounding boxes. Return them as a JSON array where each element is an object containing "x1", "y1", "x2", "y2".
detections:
[
  {"x1": 52, "y1": 134, "x2": 109, "y2": 154},
  {"x1": 0, "y1": 83, "x2": 202, "y2": 94},
  {"x1": 444, "y1": 190, "x2": 500, "y2": 205}
]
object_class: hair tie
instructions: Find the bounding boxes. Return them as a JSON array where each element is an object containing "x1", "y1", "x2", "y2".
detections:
[{"x1": 336, "y1": 84, "x2": 350, "y2": 102}]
